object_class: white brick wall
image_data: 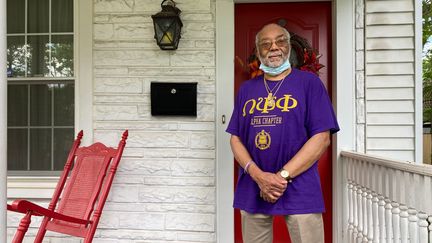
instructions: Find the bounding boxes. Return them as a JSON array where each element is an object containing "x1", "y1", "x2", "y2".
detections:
[
  {"x1": 7, "y1": 0, "x2": 216, "y2": 242},
  {"x1": 92, "y1": 0, "x2": 216, "y2": 242},
  {"x1": 355, "y1": 0, "x2": 366, "y2": 153}
]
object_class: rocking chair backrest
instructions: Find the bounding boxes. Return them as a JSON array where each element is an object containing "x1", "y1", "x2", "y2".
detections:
[
  {"x1": 50, "y1": 144, "x2": 116, "y2": 227},
  {"x1": 41, "y1": 130, "x2": 128, "y2": 238}
]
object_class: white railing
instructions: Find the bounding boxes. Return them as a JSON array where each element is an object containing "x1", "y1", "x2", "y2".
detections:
[{"x1": 341, "y1": 151, "x2": 432, "y2": 243}]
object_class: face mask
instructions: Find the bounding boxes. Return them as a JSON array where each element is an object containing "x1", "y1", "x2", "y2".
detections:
[{"x1": 259, "y1": 58, "x2": 291, "y2": 76}]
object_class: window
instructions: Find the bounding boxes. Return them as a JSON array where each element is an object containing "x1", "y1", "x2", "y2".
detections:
[{"x1": 7, "y1": 0, "x2": 74, "y2": 174}]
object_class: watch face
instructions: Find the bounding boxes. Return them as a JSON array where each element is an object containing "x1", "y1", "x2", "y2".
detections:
[{"x1": 281, "y1": 170, "x2": 289, "y2": 178}]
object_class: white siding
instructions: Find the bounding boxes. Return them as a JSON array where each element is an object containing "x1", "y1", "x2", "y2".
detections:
[
  {"x1": 367, "y1": 75, "x2": 414, "y2": 88},
  {"x1": 367, "y1": 113, "x2": 415, "y2": 125},
  {"x1": 366, "y1": 1, "x2": 414, "y2": 12},
  {"x1": 366, "y1": 12, "x2": 413, "y2": 25},
  {"x1": 366, "y1": 37, "x2": 414, "y2": 50},
  {"x1": 367, "y1": 126, "x2": 415, "y2": 138},
  {"x1": 364, "y1": 0, "x2": 417, "y2": 161},
  {"x1": 366, "y1": 50, "x2": 414, "y2": 63},
  {"x1": 367, "y1": 88, "x2": 414, "y2": 100}
]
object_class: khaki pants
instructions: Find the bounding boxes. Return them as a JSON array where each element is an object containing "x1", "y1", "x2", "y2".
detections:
[{"x1": 240, "y1": 210, "x2": 324, "y2": 243}]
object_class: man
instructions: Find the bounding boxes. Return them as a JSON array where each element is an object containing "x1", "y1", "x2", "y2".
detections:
[{"x1": 226, "y1": 23, "x2": 339, "y2": 243}]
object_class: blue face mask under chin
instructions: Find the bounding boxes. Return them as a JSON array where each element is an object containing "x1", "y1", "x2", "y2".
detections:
[{"x1": 259, "y1": 58, "x2": 291, "y2": 76}]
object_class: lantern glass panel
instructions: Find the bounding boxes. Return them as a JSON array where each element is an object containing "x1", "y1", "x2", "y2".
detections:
[{"x1": 154, "y1": 18, "x2": 175, "y2": 45}]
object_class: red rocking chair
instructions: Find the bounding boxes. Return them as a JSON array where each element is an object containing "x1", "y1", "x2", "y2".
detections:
[{"x1": 7, "y1": 130, "x2": 128, "y2": 243}]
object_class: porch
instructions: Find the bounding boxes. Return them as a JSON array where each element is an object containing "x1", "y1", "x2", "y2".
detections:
[
  {"x1": 5, "y1": 150, "x2": 432, "y2": 242},
  {"x1": 2, "y1": 0, "x2": 428, "y2": 241}
]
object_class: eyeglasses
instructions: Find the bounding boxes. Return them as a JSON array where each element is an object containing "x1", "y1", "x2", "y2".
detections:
[{"x1": 258, "y1": 38, "x2": 289, "y2": 50}]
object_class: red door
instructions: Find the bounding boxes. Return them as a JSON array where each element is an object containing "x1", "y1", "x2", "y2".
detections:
[{"x1": 234, "y1": 2, "x2": 332, "y2": 243}]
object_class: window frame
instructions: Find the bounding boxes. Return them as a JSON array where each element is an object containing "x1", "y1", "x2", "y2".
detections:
[
  {"x1": 7, "y1": 0, "x2": 93, "y2": 197},
  {"x1": 7, "y1": 0, "x2": 75, "y2": 174}
]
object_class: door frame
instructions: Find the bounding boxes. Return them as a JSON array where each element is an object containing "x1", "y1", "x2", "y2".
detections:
[{"x1": 215, "y1": 1, "x2": 356, "y2": 242}]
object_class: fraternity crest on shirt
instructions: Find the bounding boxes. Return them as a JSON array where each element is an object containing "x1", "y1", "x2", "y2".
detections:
[{"x1": 255, "y1": 130, "x2": 271, "y2": 150}]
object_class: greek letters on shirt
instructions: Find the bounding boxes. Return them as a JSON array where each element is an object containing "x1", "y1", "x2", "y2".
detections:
[
  {"x1": 243, "y1": 95, "x2": 298, "y2": 117},
  {"x1": 242, "y1": 94, "x2": 298, "y2": 117},
  {"x1": 243, "y1": 94, "x2": 298, "y2": 150}
]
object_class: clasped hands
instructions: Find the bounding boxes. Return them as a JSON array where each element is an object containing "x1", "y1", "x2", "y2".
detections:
[{"x1": 256, "y1": 171, "x2": 288, "y2": 203}]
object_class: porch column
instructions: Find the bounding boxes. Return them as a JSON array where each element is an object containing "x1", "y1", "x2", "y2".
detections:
[{"x1": 0, "y1": 0, "x2": 7, "y2": 240}]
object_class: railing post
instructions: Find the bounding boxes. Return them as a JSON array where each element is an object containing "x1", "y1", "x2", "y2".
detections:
[
  {"x1": 378, "y1": 196, "x2": 386, "y2": 243},
  {"x1": 400, "y1": 205, "x2": 409, "y2": 243},
  {"x1": 366, "y1": 191, "x2": 373, "y2": 241},
  {"x1": 408, "y1": 208, "x2": 418, "y2": 243},
  {"x1": 418, "y1": 213, "x2": 428, "y2": 243},
  {"x1": 372, "y1": 193, "x2": 379, "y2": 243},
  {"x1": 362, "y1": 188, "x2": 369, "y2": 241},
  {"x1": 428, "y1": 216, "x2": 432, "y2": 243},
  {"x1": 392, "y1": 202, "x2": 401, "y2": 242},
  {"x1": 343, "y1": 159, "x2": 350, "y2": 243},
  {"x1": 352, "y1": 183, "x2": 359, "y2": 242},
  {"x1": 348, "y1": 182, "x2": 354, "y2": 243},
  {"x1": 357, "y1": 186, "x2": 364, "y2": 241},
  {"x1": 385, "y1": 199, "x2": 393, "y2": 243}
]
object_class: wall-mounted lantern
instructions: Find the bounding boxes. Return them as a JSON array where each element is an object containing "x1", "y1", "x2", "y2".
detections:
[{"x1": 151, "y1": 0, "x2": 183, "y2": 50}]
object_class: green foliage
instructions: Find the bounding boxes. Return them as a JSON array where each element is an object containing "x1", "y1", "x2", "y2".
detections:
[
  {"x1": 424, "y1": 56, "x2": 432, "y2": 122},
  {"x1": 49, "y1": 42, "x2": 74, "y2": 77},
  {"x1": 424, "y1": 0, "x2": 432, "y2": 123}
]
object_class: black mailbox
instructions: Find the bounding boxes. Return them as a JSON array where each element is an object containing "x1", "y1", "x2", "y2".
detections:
[{"x1": 151, "y1": 82, "x2": 197, "y2": 116}]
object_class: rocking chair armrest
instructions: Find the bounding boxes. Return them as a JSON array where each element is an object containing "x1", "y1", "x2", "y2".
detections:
[{"x1": 7, "y1": 200, "x2": 89, "y2": 225}]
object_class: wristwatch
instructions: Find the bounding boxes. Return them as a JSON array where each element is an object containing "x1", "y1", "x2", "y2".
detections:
[{"x1": 279, "y1": 169, "x2": 292, "y2": 182}]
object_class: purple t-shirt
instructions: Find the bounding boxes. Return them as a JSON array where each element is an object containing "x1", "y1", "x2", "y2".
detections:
[{"x1": 226, "y1": 68, "x2": 339, "y2": 215}]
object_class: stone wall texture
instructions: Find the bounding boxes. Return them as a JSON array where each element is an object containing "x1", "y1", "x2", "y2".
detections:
[
  {"x1": 92, "y1": 0, "x2": 217, "y2": 242},
  {"x1": 7, "y1": 0, "x2": 217, "y2": 242}
]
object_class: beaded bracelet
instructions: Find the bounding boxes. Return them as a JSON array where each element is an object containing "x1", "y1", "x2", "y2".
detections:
[{"x1": 244, "y1": 160, "x2": 254, "y2": 174}]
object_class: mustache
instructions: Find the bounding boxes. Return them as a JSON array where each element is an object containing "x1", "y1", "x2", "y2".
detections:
[
  {"x1": 266, "y1": 51, "x2": 283, "y2": 58},
  {"x1": 257, "y1": 48, "x2": 291, "y2": 64}
]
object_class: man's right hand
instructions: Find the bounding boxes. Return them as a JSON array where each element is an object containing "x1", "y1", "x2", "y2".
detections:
[{"x1": 249, "y1": 165, "x2": 287, "y2": 203}]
